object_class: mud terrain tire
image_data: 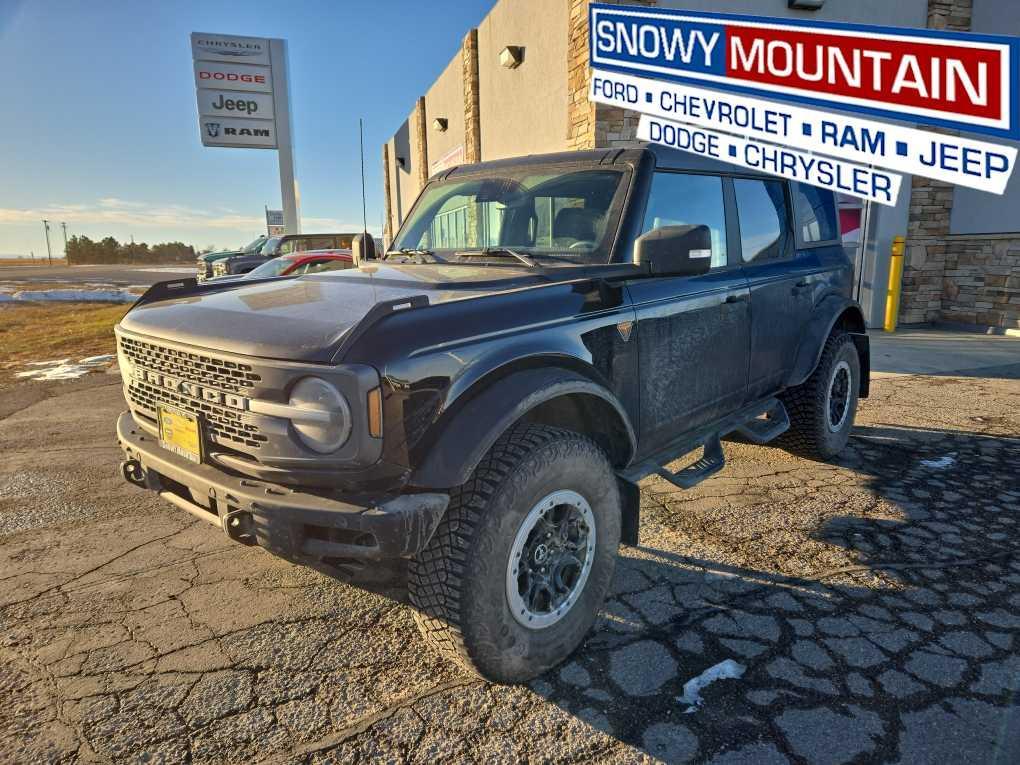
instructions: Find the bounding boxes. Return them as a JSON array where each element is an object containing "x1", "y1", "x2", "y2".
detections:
[{"x1": 409, "y1": 423, "x2": 620, "y2": 683}]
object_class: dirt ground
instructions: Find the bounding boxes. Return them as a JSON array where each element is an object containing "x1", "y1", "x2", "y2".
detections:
[{"x1": 0, "y1": 364, "x2": 1018, "y2": 764}]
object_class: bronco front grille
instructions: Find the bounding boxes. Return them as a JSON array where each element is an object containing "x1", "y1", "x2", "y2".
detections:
[
  {"x1": 120, "y1": 336, "x2": 261, "y2": 395},
  {"x1": 120, "y1": 337, "x2": 268, "y2": 451}
]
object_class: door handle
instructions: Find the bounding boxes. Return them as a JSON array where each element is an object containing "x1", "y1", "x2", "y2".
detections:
[
  {"x1": 724, "y1": 293, "x2": 748, "y2": 304},
  {"x1": 792, "y1": 278, "x2": 811, "y2": 294}
]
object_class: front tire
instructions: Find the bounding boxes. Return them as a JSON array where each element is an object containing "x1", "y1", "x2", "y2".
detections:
[
  {"x1": 779, "y1": 331, "x2": 860, "y2": 460},
  {"x1": 409, "y1": 424, "x2": 621, "y2": 683}
]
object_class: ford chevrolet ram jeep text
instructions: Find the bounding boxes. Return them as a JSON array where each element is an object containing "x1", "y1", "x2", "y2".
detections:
[{"x1": 117, "y1": 146, "x2": 869, "y2": 683}]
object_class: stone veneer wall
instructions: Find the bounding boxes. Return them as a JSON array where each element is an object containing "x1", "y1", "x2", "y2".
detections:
[
  {"x1": 381, "y1": 143, "x2": 393, "y2": 246},
  {"x1": 939, "y1": 236, "x2": 1020, "y2": 329},
  {"x1": 899, "y1": 0, "x2": 1020, "y2": 330},
  {"x1": 462, "y1": 29, "x2": 482, "y2": 163},
  {"x1": 566, "y1": 0, "x2": 656, "y2": 151},
  {"x1": 412, "y1": 96, "x2": 429, "y2": 192}
]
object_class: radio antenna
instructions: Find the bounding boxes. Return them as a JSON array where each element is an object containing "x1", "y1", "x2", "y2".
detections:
[{"x1": 359, "y1": 118, "x2": 368, "y2": 234}]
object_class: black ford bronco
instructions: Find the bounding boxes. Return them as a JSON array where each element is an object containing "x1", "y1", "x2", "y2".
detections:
[{"x1": 116, "y1": 145, "x2": 869, "y2": 683}]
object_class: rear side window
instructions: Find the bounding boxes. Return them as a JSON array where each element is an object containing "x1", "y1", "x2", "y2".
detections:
[
  {"x1": 641, "y1": 172, "x2": 727, "y2": 269},
  {"x1": 734, "y1": 179, "x2": 792, "y2": 263},
  {"x1": 793, "y1": 184, "x2": 838, "y2": 243}
]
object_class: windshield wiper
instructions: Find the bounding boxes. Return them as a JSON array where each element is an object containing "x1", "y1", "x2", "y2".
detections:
[
  {"x1": 456, "y1": 247, "x2": 537, "y2": 268},
  {"x1": 383, "y1": 248, "x2": 446, "y2": 264}
]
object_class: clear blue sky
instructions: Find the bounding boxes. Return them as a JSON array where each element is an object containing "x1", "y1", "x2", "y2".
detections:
[{"x1": 0, "y1": 0, "x2": 493, "y2": 256}]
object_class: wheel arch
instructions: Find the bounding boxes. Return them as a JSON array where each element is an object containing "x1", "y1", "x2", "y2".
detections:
[
  {"x1": 787, "y1": 296, "x2": 870, "y2": 398},
  {"x1": 409, "y1": 362, "x2": 637, "y2": 490}
]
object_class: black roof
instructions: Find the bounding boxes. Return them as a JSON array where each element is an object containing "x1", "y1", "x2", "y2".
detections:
[{"x1": 439, "y1": 142, "x2": 770, "y2": 181}]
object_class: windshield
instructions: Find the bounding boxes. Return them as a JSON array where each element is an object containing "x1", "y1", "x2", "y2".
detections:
[
  {"x1": 391, "y1": 168, "x2": 627, "y2": 265},
  {"x1": 243, "y1": 236, "x2": 266, "y2": 252},
  {"x1": 244, "y1": 257, "x2": 291, "y2": 279},
  {"x1": 259, "y1": 237, "x2": 282, "y2": 256}
]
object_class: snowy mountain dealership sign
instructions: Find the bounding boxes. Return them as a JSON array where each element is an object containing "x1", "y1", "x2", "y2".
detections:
[{"x1": 588, "y1": 4, "x2": 1019, "y2": 205}]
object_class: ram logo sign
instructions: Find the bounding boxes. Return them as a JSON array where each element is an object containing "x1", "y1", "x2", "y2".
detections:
[{"x1": 589, "y1": 4, "x2": 1020, "y2": 140}]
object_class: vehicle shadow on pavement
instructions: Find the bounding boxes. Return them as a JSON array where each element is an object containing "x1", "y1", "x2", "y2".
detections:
[
  {"x1": 520, "y1": 424, "x2": 1020, "y2": 764},
  {"x1": 2, "y1": 383, "x2": 1018, "y2": 764}
]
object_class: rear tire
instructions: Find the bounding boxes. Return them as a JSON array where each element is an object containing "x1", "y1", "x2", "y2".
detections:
[
  {"x1": 778, "y1": 331, "x2": 860, "y2": 460},
  {"x1": 409, "y1": 424, "x2": 620, "y2": 684}
]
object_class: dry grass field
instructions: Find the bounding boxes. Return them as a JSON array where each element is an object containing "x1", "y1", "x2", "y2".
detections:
[{"x1": 0, "y1": 302, "x2": 128, "y2": 387}]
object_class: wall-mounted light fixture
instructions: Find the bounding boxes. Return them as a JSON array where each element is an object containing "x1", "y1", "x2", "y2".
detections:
[
  {"x1": 499, "y1": 45, "x2": 524, "y2": 69},
  {"x1": 396, "y1": 156, "x2": 406, "y2": 169},
  {"x1": 788, "y1": 0, "x2": 824, "y2": 9},
  {"x1": 432, "y1": 117, "x2": 448, "y2": 132}
]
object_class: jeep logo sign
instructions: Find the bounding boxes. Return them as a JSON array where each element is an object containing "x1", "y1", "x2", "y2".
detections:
[{"x1": 192, "y1": 32, "x2": 280, "y2": 149}]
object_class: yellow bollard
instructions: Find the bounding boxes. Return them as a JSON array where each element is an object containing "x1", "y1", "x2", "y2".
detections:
[{"x1": 884, "y1": 236, "x2": 906, "y2": 333}]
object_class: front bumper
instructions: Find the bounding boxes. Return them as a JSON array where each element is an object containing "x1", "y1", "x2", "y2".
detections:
[{"x1": 117, "y1": 411, "x2": 448, "y2": 582}]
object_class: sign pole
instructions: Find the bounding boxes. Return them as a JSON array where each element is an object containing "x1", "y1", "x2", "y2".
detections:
[{"x1": 269, "y1": 38, "x2": 300, "y2": 235}]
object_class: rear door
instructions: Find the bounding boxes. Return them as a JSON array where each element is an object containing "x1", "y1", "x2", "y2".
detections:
[
  {"x1": 626, "y1": 171, "x2": 751, "y2": 456},
  {"x1": 733, "y1": 178, "x2": 818, "y2": 401}
]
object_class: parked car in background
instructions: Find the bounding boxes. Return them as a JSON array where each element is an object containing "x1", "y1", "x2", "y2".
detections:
[
  {"x1": 212, "y1": 233, "x2": 358, "y2": 277},
  {"x1": 196, "y1": 236, "x2": 267, "y2": 281},
  {"x1": 242, "y1": 250, "x2": 354, "y2": 279}
]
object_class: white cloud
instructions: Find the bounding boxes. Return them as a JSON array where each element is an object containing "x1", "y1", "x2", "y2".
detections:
[{"x1": 0, "y1": 199, "x2": 377, "y2": 235}]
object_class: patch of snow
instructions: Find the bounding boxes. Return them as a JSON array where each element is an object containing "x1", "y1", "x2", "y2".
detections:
[
  {"x1": 15, "y1": 356, "x2": 114, "y2": 381},
  {"x1": 8, "y1": 288, "x2": 136, "y2": 303},
  {"x1": 920, "y1": 453, "x2": 957, "y2": 470},
  {"x1": 677, "y1": 659, "x2": 746, "y2": 713}
]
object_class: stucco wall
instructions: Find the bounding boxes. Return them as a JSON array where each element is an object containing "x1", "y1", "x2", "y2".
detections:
[
  {"x1": 424, "y1": 53, "x2": 466, "y2": 176},
  {"x1": 389, "y1": 118, "x2": 415, "y2": 238},
  {"x1": 477, "y1": 0, "x2": 570, "y2": 160},
  {"x1": 948, "y1": 0, "x2": 1020, "y2": 236}
]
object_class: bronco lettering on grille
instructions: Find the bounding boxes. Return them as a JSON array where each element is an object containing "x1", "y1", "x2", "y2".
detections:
[{"x1": 133, "y1": 367, "x2": 249, "y2": 411}]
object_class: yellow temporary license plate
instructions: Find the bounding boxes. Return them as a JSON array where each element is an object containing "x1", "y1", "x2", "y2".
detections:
[{"x1": 158, "y1": 405, "x2": 203, "y2": 464}]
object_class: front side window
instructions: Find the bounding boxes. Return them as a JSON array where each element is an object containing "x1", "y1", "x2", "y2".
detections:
[
  {"x1": 259, "y1": 237, "x2": 282, "y2": 256},
  {"x1": 392, "y1": 168, "x2": 627, "y2": 265},
  {"x1": 640, "y1": 172, "x2": 728, "y2": 269},
  {"x1": 734, "y1": 179, "x2": 792, "y2": 263},
  {"x1": 310, "y1": 259, "x2": 355, "y2": 273},
  {"x1": 245, "y1": 257, "x2": 290, "y2": 279}
]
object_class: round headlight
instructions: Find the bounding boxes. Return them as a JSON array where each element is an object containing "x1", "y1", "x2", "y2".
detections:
[{"x1": 288, "y1": 377, "x2": 352, "y2": 453}]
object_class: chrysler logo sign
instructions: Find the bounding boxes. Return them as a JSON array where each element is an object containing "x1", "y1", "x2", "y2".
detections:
[{"x1": 193, "y1": 38, "x2": 265, "y2": 58}]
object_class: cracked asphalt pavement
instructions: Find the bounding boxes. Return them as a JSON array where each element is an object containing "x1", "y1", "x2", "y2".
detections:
[{"x1": 1, "y1": 366, "x2": 1018, "y2": 764}]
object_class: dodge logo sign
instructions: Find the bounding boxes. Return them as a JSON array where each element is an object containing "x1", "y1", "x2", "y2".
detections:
[{"x1": 204, "y1": 122, "x2": 220, "y2": 138}]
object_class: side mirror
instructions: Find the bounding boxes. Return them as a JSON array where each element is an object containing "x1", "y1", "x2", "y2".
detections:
[
  {"x1": 352, "y1": 233, "x2": 376, "y2": 266},
  {"x1": 634, "y1": 225, "x2": 713, "y2": 277}
]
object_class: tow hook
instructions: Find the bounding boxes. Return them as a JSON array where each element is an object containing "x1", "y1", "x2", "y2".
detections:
[
  {"x1": 121, "y1": 459, "x2": 146, "y2": 486},
  {"x1": 221, "y1": 509, "x2": 257, "y2": 546}
]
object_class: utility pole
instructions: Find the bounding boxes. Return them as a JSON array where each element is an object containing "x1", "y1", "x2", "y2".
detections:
[
  {"x1": 42, "y1": 220, "x2": 52, "y2": 266},
  {"x1": 60, "y1": 222, "x2": 68, "y2": 263}
]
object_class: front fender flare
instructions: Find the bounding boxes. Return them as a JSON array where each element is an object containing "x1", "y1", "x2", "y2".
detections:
[{"x1": 409, "y1": 367, "x2": 637, "y2": 489}]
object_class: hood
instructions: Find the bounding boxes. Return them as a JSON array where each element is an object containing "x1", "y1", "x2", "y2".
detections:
[
  {"x1": 200, "y1": 249, "x2": 243, "y2": 263},
  {"x1": 119, "y1": 262, "x2": 560, "y2": 362}
]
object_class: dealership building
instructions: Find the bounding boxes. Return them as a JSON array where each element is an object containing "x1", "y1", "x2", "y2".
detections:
[{"x1": 383, "y1": 0, "x2": 1020, "y2": 332}]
